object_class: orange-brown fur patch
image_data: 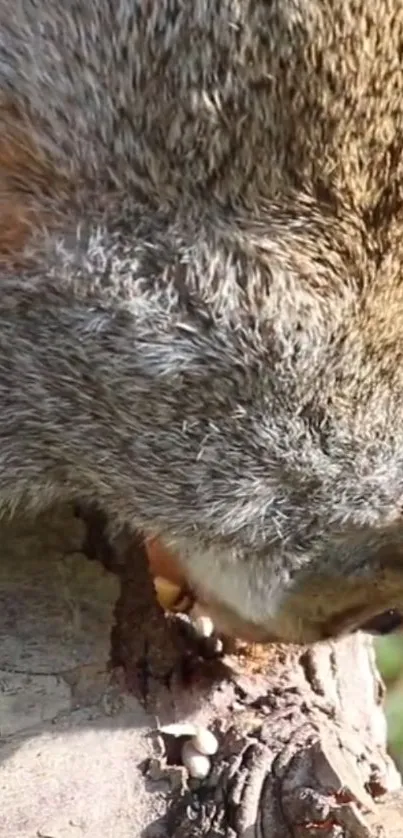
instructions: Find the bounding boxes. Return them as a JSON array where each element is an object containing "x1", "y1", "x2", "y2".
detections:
[
  {"x1": 0, "y1": 197, "x2": 41, "y2": 264},
  {"x1": 146, "y1": 536, "x2": 188, "y2": 588},
  {"x1": 0, "y1": 102, "x2": 67, "y2": 265}
]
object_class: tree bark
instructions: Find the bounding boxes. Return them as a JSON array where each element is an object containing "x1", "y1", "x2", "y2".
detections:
[
  {"x1": 81, "y1": 507, "x2": 403, "y2": 838},
  {"x1": 1, "y1": 503, "x2": 403, "y2": 838}
]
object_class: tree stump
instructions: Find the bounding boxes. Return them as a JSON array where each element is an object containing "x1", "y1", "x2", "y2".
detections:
[
  {"x1": 1, "y1": 503, "x2": 403, "y2": 837},
  {"x1": 81, "y1": 506, "x2": 403, "y2": 838}
]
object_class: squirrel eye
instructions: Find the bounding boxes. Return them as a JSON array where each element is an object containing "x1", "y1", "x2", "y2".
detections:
[{"x1": 359, "y1": 609, "x2": 403, "y2": 636}]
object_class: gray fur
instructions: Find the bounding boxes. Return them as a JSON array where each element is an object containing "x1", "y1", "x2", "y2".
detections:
[{"x1": 1, "y1": 0, "x2": 403, "y2": 642}]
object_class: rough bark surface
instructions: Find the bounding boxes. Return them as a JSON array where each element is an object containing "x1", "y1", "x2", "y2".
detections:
[{"x1": 0, "y1": 504, "x2": 403, "y2": 837}]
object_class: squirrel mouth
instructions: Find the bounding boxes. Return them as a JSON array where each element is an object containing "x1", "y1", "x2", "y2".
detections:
[
  {"x1": 358, "y1": 609, "x2": 403, "y2": 636},
  {"x1": 323, "y1": 607, "x2": 403, "y2": 639}
]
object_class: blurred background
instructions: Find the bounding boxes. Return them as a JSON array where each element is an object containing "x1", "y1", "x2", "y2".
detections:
[{"x1": 376, "y1": 637, "x2": 403, "y2": 774}]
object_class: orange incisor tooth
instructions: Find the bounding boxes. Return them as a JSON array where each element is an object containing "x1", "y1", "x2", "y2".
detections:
[{"x1": 153, "y1": 575, "x2": 192, "y2": 613}]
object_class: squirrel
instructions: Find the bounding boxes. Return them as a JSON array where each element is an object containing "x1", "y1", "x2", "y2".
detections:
[{"x1": 1, "y1": 0, "x2": 403, "y2": 646}]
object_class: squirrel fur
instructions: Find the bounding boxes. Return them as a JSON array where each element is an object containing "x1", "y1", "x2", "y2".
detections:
[{"x1": 1, "y1": 0, "x2": 403, "y2": 643}]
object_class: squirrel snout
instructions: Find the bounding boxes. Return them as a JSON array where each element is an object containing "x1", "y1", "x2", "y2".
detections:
[{"x1": 194, "y1": 574, "x2": 403, "y2": 646}]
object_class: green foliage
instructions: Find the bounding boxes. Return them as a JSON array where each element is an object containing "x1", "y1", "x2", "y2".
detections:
[
  {"x1": 376, "y1": 635, "x2": 403, "y2": 768},
  {"x1": 376, "y1": 635, "x2": 403, "y2": 683}
]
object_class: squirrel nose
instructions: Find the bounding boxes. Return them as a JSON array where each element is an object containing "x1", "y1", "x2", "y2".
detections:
[{"x1": 358, "y1": 609, "x2": 403, "y2": 636}]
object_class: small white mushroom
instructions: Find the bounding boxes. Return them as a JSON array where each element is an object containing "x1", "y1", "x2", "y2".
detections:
[
  {"x1": 181, "y1": 740, "x2": 211, "y2": 779},
  {"x1": 192, "y1": 614, "x2": 215, "y2": 638},
  {"x1": 211, "y1": 637, "x2": 224, "y2": 655},
  {"x1": 192, "y1": 726, "x2": 219, "y2": 756},
  {"x1": 159, "y1": 722, "x2": 197, "y2": 738}
]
